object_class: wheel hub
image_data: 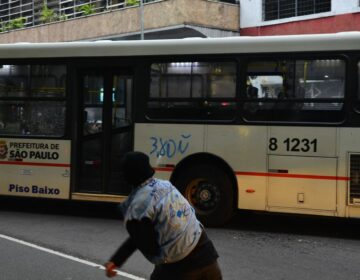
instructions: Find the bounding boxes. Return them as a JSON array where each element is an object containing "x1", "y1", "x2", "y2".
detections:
[
  {"x1": 187, "y1": 180, "x2": 220, "y2": 212},
  {"x1": 199, "y1": 189, "x2": 211, "y2": 201}
]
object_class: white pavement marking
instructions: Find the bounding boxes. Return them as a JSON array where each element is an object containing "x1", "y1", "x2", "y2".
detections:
[{"x1": 0, "y1": 233, "x2": 146, "y2": 280}]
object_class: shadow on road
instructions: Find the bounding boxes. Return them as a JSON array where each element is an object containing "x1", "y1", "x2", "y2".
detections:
[
  {"x1": 224, "y1": 209, "x2": 360, "y2": 240},
  {"x1": 0, "y1": 196, "x2": 121, "y2": 219}
]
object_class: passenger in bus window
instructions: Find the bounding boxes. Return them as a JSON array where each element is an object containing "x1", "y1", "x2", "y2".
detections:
[
  {"x1": 246, "y1": 77, "x2": 259, "y2": 98},
  {"x1": 104, "y1": 151, "x2": 222, "y2": 280}
]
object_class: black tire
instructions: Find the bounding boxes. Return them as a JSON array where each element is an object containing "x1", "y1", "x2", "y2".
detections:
[{"x1": 174, "y1": 164, "x2": 234, "y2": 227}]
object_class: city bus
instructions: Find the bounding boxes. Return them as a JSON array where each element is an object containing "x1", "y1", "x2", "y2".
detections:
[{"x1": 0, "y1": 32, "x2": 360, "y2": 226}]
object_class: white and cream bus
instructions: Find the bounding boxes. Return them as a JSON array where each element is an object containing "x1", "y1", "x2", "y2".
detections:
[{"x1": 0, "y1": 33, "x2": 359, "y2": 226}]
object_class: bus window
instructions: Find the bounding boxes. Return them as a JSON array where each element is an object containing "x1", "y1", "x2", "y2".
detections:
[
  {"x1": 0, "y1": 101, "x2": 65, "y2": 136},
  {"x1": 358, "y1": 61, "x2": 360, "y2": 101},
  {"x1": 83, "y1": 75, "x2": 103, "y2": 135},
  {"x1": 31, "y1": 65, "x2": 66, "y2": 97},
  {"x1": 0, "y1": 65, "x2": 28, "y2": 97},
  {"x1": 243, "y1": 59, "x2": 345, "y2": 123},
  {"x1": 147, "y1": 61, "x2": 237, "y2": 120},
  {"x1": 112, "y1": 76, "x2": 132, "y2": 128},
  {"x1": 0, "y1": 64, "x2": 66, "y2": 136},
  {"x1": 246, "y1": 75, "x2": 283, "y2": 99}
]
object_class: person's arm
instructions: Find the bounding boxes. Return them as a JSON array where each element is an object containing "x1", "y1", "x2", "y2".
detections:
[
  {"x1": 104, "y1": 237, "x2": 137, "y2": 278},
  {"x1": 109, "y1": 237, "x2": 137, "y2": 266},
  {"x1": 105, "y1": 217, "x2": 159, "y2": 277},
  {"x1": 108, "y1": 218, "x2": 158, "y2": 264}
]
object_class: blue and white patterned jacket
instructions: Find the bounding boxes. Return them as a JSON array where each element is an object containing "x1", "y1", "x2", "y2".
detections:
[{"x1": 120, "y1": 178, "x2": 203, "y2": 264}]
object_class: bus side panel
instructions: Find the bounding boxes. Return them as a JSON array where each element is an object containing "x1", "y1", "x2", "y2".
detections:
[
  {"x1": 134, "y1": 123, "x2": 206, "y2": 179},
  {"x1": 268, "y1": 155, "x2": 337, "y2": 210},
  {"x1": 339, "y1": 128, "x2": 360, "y2": 218},
  {"x1": 0, "y1": 138, "x2": 71, "y2": 199},
  {"x1": 206, "y1": 125, "x2": 268, "y2": 211},
  {"x1": 267, "y1": 127, "x2": 338, "y2": 215}
]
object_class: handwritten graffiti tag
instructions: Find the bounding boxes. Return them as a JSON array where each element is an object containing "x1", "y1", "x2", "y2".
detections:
[{"x1": 150, "y1": 134, "x2": 191, "y2": 158}]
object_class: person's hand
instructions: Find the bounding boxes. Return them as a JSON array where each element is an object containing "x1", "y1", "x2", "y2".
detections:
[{"x1": 104, "y1": 261, "x2": 117, "y2": 278}]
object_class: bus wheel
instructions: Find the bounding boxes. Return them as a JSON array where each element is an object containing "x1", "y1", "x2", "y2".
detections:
[{"x1": 175, "y1": 164, "x2": 234, "y2": 227}]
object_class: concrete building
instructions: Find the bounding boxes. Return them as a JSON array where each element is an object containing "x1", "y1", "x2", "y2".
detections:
[
  {"x1": 240, "y1": 0, "x2": 360, "y2": 36},
  {"x1": 1, "y1": 0, "x2": 359, "y2": 43},
  {"x1": 0, "y1": 0, "x2": 240, "y2": 43}
]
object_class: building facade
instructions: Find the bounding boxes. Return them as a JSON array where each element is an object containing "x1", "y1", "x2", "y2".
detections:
[
  {"x1": 240, "y1": 0, "x2": 360, "y2": 35},
  {"x1": 1, "y1": 1, "x2": 359, "y2": 43},
  {"x1": 0, "y1": 0, "x2": 240, "y2": 43}
]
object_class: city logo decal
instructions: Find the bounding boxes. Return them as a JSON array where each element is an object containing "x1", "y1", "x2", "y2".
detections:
[{"x1": 0, "y1": 140, "x2": 8, "y2": 160}]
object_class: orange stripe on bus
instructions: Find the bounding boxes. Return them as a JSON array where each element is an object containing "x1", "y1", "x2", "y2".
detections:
[
  {"x1": 154, "y1": 167, "x2": 350, "y2": 181},
  {"x1": 235, "y1": 171, "x2": 350, "y2": 181},
  {"x1": 0, "y1": 161, "x2": 70, "y2": 168},
  {"x1": 154, "y1": 167, "x2": 174, "y2": 172}
]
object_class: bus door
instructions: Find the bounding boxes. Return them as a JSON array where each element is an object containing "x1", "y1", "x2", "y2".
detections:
[{"x1": 77, "y1": 69, "x2": 133, "y2": 195}]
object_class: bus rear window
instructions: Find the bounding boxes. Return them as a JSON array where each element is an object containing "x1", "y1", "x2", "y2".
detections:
[
  {"x1": 0, "y1": 64, "x2": 66, "y2": 137},
  {"x1": 244, "y1": 59, "x2": 346, "y2": 123},
  {"x1": 147, "y1": 61, "x2": 236, "y2": 121}
]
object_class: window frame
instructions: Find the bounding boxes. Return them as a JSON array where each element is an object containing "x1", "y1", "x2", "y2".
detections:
[{"x1": 263, "y1": 0, "x2": 331, "y2": 21}]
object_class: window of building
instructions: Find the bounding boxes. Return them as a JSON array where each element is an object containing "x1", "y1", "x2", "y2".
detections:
[
  {"x1": 243, "y1": 58, "x2": 346, "y2": 123},
  {"x1": 0, "y1": 64, "x2": 66, "y2": 136},
  {"x1": 147, "y1": 61, "x2": 237, "y2": 121},
  {"x1": 263, "y1": 0, "x2": 331, "y2": 21}
]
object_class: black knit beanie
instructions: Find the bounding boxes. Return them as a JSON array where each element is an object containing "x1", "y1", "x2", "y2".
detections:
[{"x1": 122, "y1": 151, "x2": 155, "y2": 186}]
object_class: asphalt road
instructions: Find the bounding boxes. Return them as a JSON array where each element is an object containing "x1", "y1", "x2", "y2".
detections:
[
  {"x1": 0, "y1": 237, "x2": 108, "y2": 280},
  {"x1": 1, "y1": 197, "x2": 360, "y2": 280}
]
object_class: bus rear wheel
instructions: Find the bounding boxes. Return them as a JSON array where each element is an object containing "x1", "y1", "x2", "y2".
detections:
[{"x1": 175, "y1": 164, "x2": 234, "y2": 227}]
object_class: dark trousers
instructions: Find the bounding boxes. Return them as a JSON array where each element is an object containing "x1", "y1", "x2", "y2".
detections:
[{"x1": 150, "y1": 260, "x2": 222, "y2": 280}]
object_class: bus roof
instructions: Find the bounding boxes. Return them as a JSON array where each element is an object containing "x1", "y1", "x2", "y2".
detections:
[{"x1": 0, "y1": 32, "x2": 359, "y2": 59}]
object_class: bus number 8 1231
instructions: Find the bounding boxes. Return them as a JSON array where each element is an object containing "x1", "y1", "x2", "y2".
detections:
[{"x1": 269, "y1": 137, "x2": 318, "y2": 153}]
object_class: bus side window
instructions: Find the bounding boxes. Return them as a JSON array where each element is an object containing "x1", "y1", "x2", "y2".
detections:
[
  {"x1": 147, "y1": 61, "x2": 236, "y2": 120},
  {"x1": 243, "y1": 59, "x2": 346, "y2": 123},
  {"x1": 358, "y1": 61, "x2": 360, "y2": 108},
  {"x1": 0, "y1": 64, "x2": 66, "y2": 137},
  {"x1": 355, "y1": 60, "x2": 360, "y2": 112}
]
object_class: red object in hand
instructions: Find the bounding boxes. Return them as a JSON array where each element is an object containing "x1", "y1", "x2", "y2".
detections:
[{"x1": 104, "y1": 262, "x2": 117, "y2": 278}]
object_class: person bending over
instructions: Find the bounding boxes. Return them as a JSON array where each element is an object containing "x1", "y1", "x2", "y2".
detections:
[{"x1": 104, "y1": 151, "x2": 222, "y2": 280}]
